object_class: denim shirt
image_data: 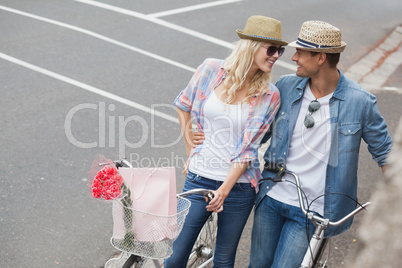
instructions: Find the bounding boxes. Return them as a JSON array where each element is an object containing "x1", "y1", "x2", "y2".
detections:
[
  {"x1": 175, "y1": 58, "x2": 281, "y2": 189},
  {"x1": 257, "y1": 71, "x2": 392, "y2": 237}
]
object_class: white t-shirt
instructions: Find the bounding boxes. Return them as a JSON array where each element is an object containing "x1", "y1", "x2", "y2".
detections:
[
  {"x1": 189, "y1": 90, "x2": 250, "y2": 183},
  {"x1": 268, "y1": 83, "x2": 333, "y2": 215}
]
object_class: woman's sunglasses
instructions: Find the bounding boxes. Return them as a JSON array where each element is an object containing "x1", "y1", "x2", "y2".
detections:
[{"x1": 265, "y1": 46, "x2": 285, "y2": 57}]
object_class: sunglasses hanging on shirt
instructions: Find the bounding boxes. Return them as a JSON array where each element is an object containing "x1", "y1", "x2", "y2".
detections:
[{"x1": 304, "y1": 100, "x2": 321, "y2": 129}]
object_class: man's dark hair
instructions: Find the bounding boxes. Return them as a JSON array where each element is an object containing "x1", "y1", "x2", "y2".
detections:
[{"x1": 310, "y1": 52, "x2": 340, "y2": 68}]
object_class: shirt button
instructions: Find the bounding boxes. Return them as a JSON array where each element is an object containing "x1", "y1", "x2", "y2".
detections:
[
  {"x1": 348, "y1": 130, "x2": 351, "y2": 133},
  {"x1": 283, "y1": 152, "x2": 286, "y2": 155},
  {"x1": 266, "y1": 186, "x2": 270, "y2": 190}
]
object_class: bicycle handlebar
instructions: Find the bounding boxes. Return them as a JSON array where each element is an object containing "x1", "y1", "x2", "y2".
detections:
[
  {"x1": 261, "y1": 165, "x2": 370, "y2": 227},
  {"x1": 113, "y1": 159, "x2": 132, "y2": 168},
  {"x1": 178, "y1": 189, "x2": 215, "y2": 202},
  {"x1": 109, "y1": 159, "x2": 215, "y2": 202}
]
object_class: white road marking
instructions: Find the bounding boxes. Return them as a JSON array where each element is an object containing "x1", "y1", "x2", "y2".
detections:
[
  {"x1": 74, "y1": 0, "x2": 233, "y2": 49},
  {"x1": 0, "y1": 5, "x2": 196, "y2": 73},
  {"x1": 0, "y1": 52, "x2": 180, "y2": 124},
  {"x1": 74, "y1": 0, "x2": 297, "y2": 71},
  {"x1": 147, "y1": 0, "x2": 243, "y2": 18},
  {"x1": 0, "y1": 4, "x2": 296, "y2": 127}
]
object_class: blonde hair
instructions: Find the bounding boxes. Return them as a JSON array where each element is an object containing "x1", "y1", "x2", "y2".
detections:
[{"x1": 223, "y1": 39, "x2": 271, "y2": 104}]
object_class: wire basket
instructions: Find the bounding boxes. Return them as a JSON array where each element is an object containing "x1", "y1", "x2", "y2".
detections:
[{"x1": 110, "y1": 196, "x2": 191, "y2": 259}]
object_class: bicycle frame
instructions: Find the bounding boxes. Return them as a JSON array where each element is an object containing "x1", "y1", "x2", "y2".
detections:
[{"x1": 261, "y1": 166, "x2": 370, "y2": 268}]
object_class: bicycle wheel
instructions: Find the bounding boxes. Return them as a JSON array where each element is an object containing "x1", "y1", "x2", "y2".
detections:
[{"x1": 187, "y1": 213, "x2": 217, "y2": 268}]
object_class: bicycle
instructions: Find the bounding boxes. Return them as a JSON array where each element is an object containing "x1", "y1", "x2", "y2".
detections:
[
  {"x1": 260, "y1": 163, "x2": 371, "y2": 268},
  {"x1": 101, "y1": 159, "x2": 218, "y2": 268}
]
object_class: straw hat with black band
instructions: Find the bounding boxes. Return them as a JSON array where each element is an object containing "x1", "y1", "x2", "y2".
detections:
[
  {"x1": 288, "y1": 20, "x2": 347, "y2": 53},
  {"x1": 236, "y1": 16, "x2": 288, "y2": 46}
]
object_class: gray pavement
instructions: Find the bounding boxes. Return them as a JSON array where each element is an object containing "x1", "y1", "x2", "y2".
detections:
[
  {"x1": 384, "y1": 64, "x2": 402, "y2": 89},
  {"x1": 0, "y1": 1, "x2": 401, "y2": 267}
]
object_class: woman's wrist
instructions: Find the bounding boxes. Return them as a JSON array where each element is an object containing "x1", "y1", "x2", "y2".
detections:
[{"x1": 218, "y1": 183, "x2": 232, "y2": 199}]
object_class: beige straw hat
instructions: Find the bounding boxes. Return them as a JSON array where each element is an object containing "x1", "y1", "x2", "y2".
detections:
[
  {"x1": 288, "y1": 21, "x2": 346, "y2": 53},
  {"x1": 236, "y1": 16, "x2": 288, "y2": 46}
]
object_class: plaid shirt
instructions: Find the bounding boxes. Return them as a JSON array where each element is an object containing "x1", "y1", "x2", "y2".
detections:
[{"x1": 174, "y1": 58, "x2": 280, "y2": 188}]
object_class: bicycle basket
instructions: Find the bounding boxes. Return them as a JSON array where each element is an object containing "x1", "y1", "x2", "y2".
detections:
[{"x1": 110, "y1": 196, "x2": 191, "y2": 259}]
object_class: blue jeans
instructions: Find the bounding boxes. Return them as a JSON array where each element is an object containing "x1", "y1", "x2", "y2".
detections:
[
  {"x1": 249, "y1": 195, "x2": 316, "y2": 268},
  {"x1": 165, "y1": 171, "x2": 256, "y2": 268}
]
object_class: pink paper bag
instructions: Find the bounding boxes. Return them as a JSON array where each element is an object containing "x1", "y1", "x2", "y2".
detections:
[{"x1": 119, "y1": 167, "x2": 177, "y2": 242}]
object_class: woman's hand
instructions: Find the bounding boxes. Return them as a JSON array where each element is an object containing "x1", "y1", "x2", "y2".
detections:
[
  {"x1": 206, "y1": 188, "x2": 228, "y2": 213},
  {"x1": 192, "y1": 131, "x2": 205, "y2": 148},
  {"x1": 181, "y1": 131, "x2": 204, "y2": 176},
  {"x1": 205, "y1": 162, "x2": 249, "y2": 213},
  {"x1": 182, "y1": 160, "x2": 189, "y2": 176}
]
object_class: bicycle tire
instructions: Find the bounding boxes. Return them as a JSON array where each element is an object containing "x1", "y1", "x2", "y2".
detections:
[{"x1": 187, "y1": 213, "x2": 217, "y2": 268}]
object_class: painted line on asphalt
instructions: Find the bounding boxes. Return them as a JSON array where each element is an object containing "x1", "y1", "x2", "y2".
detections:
[
  {"x1": 74, "y1": 0, "x2": 233, "y2": 48},
  {"x1": 0, "y1": 3, "x2": 294, "y2": 128},
  {"x1": 148, "y1": 0, "x2": 243, "y2": 18},
  {"x1": 74, "y1": 0, "x2": 297, "y2": 72},
  {"x1": 0, "y1": 52, "x2": 180, "y2": 124},
  {"x1": 0, "y1": 5, "x2": 196, "y2": 73},
  {"x1": 344, "y1": 26, "x2": 402, "y2": 91}
]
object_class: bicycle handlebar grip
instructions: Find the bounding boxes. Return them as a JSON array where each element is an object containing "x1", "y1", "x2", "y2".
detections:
[
  {"x1": 204, "y1": 191, "x2": 215, "y2": 202},
  {"x1": 264, "y1": 161, "x2": 285, "y2": 173},
  {"x1": 263, "y1": 161, "x2": 286, "y2": 182},
  {"x1": 113, "y1": 159, "x2": 132, "y2": 168}
]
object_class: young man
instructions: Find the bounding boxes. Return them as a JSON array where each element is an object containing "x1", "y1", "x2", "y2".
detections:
[{"x1": 249, "y1": 21, "x2": 392, "y2": 267}]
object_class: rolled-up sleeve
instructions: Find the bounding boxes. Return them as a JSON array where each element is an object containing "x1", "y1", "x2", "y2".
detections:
[
  {"x1": 174, "y1": 59, "x2": 208, "y2": 112},
  {"x1": 363, "y1": 95, "x2": 392, "y2": 166}
]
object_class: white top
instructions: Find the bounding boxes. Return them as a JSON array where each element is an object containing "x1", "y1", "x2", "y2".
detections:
[
  {"x1": 268, "y1": 83, "x2": 333, "y2": 215},
  {"x1": 189, "y1": 90, "x2": 250, "y2": 183}
]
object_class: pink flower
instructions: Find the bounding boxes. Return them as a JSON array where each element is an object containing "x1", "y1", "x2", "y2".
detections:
[
  {"x1": 92, "y1": 185, "x2": 102, "y2": 198},
  {"x1": 92, "y1": 178, "x2": 101, "y2": 187},
  {"x1": 91, "y1": 165, "x2": 123, "y2": 200},
  {"x1": 103, "y1": 165, "x2": 117, "y2": 176},
  {"x1": 114, "y1": 175, "x2": 123, "y2": 187},
  {"x1": 103, "y1": 184, "x2": 121, "y2": 200}
]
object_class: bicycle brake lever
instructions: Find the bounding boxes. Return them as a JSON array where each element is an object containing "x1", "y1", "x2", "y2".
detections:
[{"x1": 273, "y1": 166, "x2": 286, "y2": 182}]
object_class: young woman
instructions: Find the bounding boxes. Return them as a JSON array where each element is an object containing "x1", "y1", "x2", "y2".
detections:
[{"x1": 165, "y1": 16, "x2": 287, "y2": 267}]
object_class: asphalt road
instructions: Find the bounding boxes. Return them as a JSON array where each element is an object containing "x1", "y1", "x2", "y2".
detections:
[{"x1": 0, "y1": 1, "x2": 401, "y2": 267}]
